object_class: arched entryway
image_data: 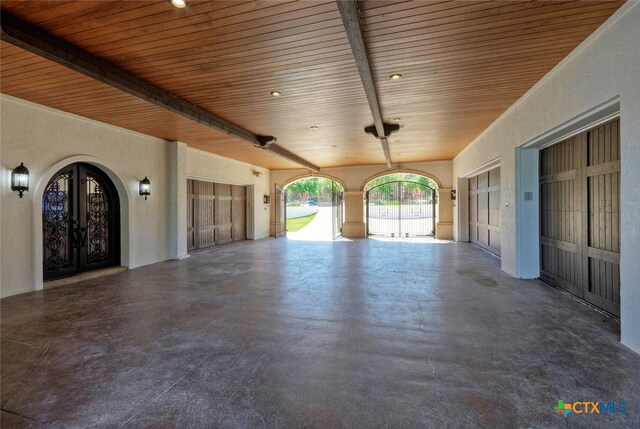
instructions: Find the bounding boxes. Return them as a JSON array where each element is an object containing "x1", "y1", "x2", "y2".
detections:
[
  {"x1": 42, "y1": 163, "x2": 121, "y2": 281},
  {"x1": 364, "y1": 173, "x2": 438, "y2": 238},
  {"x1": 280, "y1": 177, "x2": 344, "y2": 240}
]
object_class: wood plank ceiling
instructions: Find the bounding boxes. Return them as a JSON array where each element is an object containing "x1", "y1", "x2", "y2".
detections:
[{"x1": 0, "y1": 0, "x2": 624, "y2": 170}]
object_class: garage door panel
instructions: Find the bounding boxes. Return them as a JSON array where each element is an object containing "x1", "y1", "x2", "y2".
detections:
[
  {"x1": 489, "y1": 168, "x2": 500, "y2": 188},
  {"x1": 216, "y1": 198, "x2": 232, "y2": 225},
  {"x1": 585, "y1": 263, "x2": 620, "y2": 315},
  {"x1": 611, "y1": 172, "x2": 620, "y2": 251},
  {"x1": 469, "y1": 176, "x2": 477, "y2": 192},
  {"x1": 216, "y1": 225, "x2": 233, "y2": 245},
  {"x1": 489, "y1": 230, "x2": 500, "y2": 251},
  {"x1": 478, "y1": 194, "x2": 489, "y2": 224},
  {"x1": 468, "y1": 166, "x2": 500, "y2": 256},
  {"x1": 541, "y1": 244, "x2": 581, "y2": 295},
  {"x1": 478, "y1": 172, "x2": 489, "y2": 188},
  {"x1": 540, "y1": 118, "x2": 620, "y2": 316},
  {"x1": 489, "y1": 190, "x2": 500, "y2": 227},
  {"x1": 188, "y1": 179, "x2": 247, "y2": 251},
  {"x1": 197, "y1": 181, "x2": 216, "y2": 248},
  {"x1": 478, "y1": 228, "x2": 489, "y2": 246},
  {"x1": 542, "y1": 179, "x2": 576, "y2": 243},
  {"x1": 469, "y1": 189, "x2": 477, "y2": 223},
  {"x1": 588, "y1": 175, "x2": 620, "y2": 252},
  {"x1": 232, "y1": 185, "x2": 247, "y2": 241},
  {"x1": 199, "y1": 226, "x2": 216, "y2": 249}
]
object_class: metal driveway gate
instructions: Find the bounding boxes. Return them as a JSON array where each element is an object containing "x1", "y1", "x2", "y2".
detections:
[{"x1": 366, "y1": 181, "x2": 436, "y2": 237}]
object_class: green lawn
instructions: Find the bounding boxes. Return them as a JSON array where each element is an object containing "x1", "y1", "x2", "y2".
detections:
[{"x1": 286, "y1": 213, "x2": 317, "y2": 232}]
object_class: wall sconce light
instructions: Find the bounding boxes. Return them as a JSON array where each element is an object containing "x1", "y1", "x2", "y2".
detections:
[
  {"x1": 263, "y1": 195, "x2": 271, "y2": 204},
  {"x1": 253, "y1": 170, "x2": 263, "y2": 178},
  {"x1": 11, "y1": 162, "x2": 29, "y2": 198},
  {"x1": 139, "y1": 176, "x2": 151, "y2": 200},
  {"x1": 451, "y1": 189, "x2": 457, "y2": 201}
]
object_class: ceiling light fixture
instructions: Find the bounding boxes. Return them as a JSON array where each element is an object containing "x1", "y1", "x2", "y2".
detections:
[
  {"x1": 393, "y1": 117, "x2": 401, "y2": 122},
  {"x1": 270, "y1": 91, "x2": 282, "y2": 97},
  {"x1": 169, "y1": 0, "x2": 188, "y2": 8},
  {"x1": 310, "y1": 126, "x2": 319, "y2": 130},
  {"x1": 389, "y1": 73, "x2": 403, "y2": 80}
]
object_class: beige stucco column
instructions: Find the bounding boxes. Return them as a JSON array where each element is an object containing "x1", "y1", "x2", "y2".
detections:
[
  {"x1": 169, "y1": 141, "x2": 189, "y2": 259},
  {"x1": 436, "y1": 188, "x2": 454, "y2": 239},
  {"x1": 342, "y1": 191, "x2": 366, "y2": 238}
]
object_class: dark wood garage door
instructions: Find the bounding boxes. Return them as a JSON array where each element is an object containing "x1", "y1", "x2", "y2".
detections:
[
  {"x1": 469, "y1": 167, "x2": 501, "y2": 255},
  {"x1": 187, "y1": 179, "x2": 247, "y2": 251},
  {"x1": 540, "y1": 119, "x2": 620, "y2": 316}
]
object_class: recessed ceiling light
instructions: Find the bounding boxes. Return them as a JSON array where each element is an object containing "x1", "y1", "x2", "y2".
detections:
[
  {"x1": 393, "y1": 117, "x2": 401, "y2": 122},
  {"x1": 270, "y1": 91, "x2": 282, "y2": 97},
  {"x1": 169, "y1": 0, "x2": 187, "y2": 9},
  {"x1": 331, "y1": 145, "x2": 337, "y2": 148},
  {"x1": 389, "y1": 73, "x2": 403, "y2": 80},
  {"x1": 310, "y1": 126, "x2": 319, "y2": 130}
]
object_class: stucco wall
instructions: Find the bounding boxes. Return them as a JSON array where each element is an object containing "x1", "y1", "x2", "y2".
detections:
[
  {"x1": 452, "y1": 3, "x2": 640, "y2": 353},
  {"x1": 271, "y1": 161, "x2": 453, "y2": 192},
  {"x1": 0, "y1": 95, "x2": 271, "y2": 297},
  {"x1": 1, "y1": 95, "x2": 171, "y2": 297}
]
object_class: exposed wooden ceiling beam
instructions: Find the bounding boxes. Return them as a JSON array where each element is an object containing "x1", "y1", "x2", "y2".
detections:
[
  {"x1": 268, "y1": 144, "x2": 321, "y2": 172},
  {"x1": 0, "y1": 12, "x2": 319, "y2": 172},
  {"x1": 337, "y1": 0, "x2": 392, "y2": 168}
]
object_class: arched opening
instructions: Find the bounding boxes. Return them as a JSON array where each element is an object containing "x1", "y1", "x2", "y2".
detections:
[
  {"x1": 364, "y1": 173, "x2": 438, "y2": 238},
  {"x1": 42, "y1": 162, "x2": 121, "y2": 281},
  {"x1": 282, "y1": 177, "x2": 344, "y2": 241}
]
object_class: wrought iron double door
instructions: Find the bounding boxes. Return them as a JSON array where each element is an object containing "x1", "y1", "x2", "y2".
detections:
[{"x1": 43, "y1": 163, "x2": 120, "y2": 281}]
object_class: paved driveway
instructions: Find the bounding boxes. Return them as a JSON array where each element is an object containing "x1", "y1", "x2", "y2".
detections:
[{"x1": 287, "y1": 206, "x2": 334, "y2": 241}]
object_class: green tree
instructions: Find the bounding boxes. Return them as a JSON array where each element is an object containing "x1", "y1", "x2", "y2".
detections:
[{"x1": 287, "y1": 177, "x2": 343, "y2": 203}]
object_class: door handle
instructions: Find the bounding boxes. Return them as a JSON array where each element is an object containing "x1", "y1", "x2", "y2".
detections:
[{"x1": 72, "y1": 227, "x2": 88, "y2": 248}]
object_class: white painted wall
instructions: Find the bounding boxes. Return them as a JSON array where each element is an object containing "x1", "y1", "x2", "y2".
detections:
[
  {"x1": 186, "y1": 148, "x2": 271, "y2": 240},
  {"x1": 0, "y1": 95, "x2": 271, "y2": 297},
  {"x1": 452, "y1": 3, "x2": 640, "y2": 353},
  {"x1": 1, "y1": 95, "x2": 171, "y2": 297}
]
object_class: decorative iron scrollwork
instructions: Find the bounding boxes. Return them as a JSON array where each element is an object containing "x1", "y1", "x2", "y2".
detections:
[
  {"x1": 366, "y1": 181, "x2": 436, "y2": 237},
  {"x1": 43, "y1": 164, "x2": 119, "y2": 280},
  {"x1": 86, "y1": 174, "x2": 110, "y2": 263},
  {"x1": 43, "y1": 172, "x2": 74, "y2": 272}
]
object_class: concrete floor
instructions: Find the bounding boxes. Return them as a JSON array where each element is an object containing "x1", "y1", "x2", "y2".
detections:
[{"x1": 1, "y1": 238, "x2": 638, "y2": 429}]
